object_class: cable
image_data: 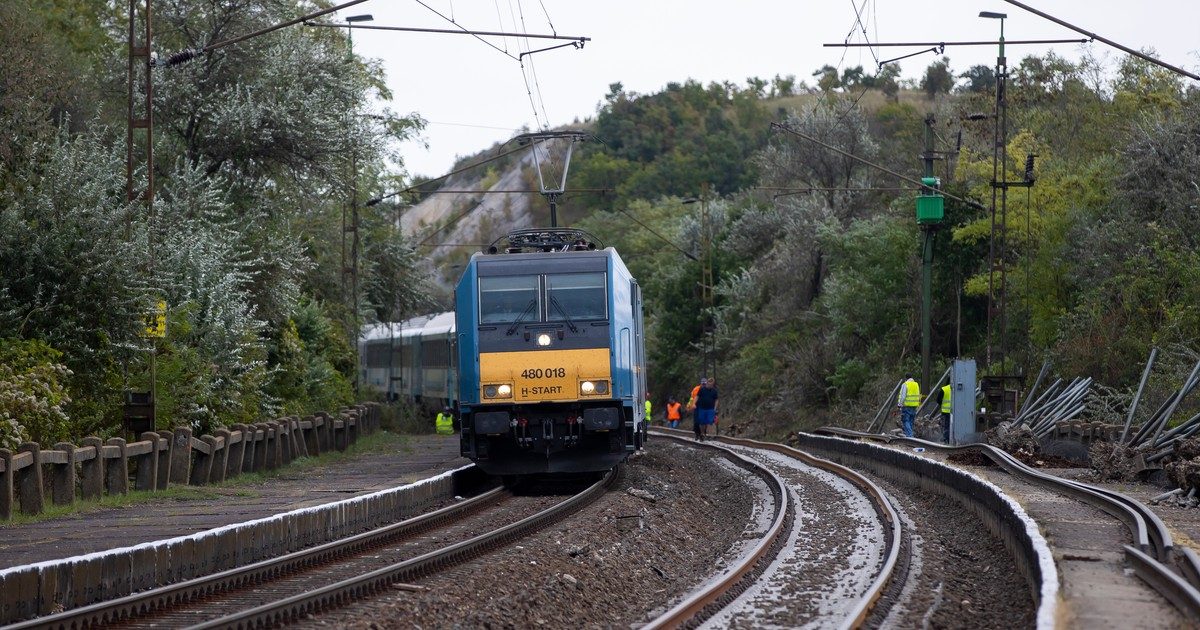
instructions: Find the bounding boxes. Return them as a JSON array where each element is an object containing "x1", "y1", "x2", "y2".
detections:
[
  {"x1": 847, "y1": 0, "x2": 878, "y2": 66},
  {"x1": 367, "y1": 143, "x2": 530, "y2": 205},
  {"x1": 414, "y1": 0, "x2": 519, "y2": 61},
  {"x1": 615, "y1": 208, "x2": 698, "y2": 261},
  {"x1": 537, "y1": 0, "x2": 556, "y2": 36}
]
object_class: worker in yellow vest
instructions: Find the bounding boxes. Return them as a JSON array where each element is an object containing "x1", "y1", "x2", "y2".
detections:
[
  {"x1": 435, "y1": 407, "x2": 455, "y2": 435},
  {"x1": 936, "y1": 384, "x2": 952, "y2": 443},
  {"x1": 644, "y1": 394, "x2": 653, "y2": 425},
  {"x1": 896, "y1": 376, "x2": 921, "y2": 437}
]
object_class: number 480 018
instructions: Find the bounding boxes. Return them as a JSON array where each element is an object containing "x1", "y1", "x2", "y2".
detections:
[{"x1": 521, "y1": 367, "x2": 566, "y2": 379}]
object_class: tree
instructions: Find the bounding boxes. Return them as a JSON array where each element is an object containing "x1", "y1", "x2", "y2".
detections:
[
  {"x1": 876, "y1": 64, "x2": 901, "y2": 102},
  {"x1": 958, "y1": 65, "x2": 995, "y2": 94},
  {"x1": 771, "y1": 74, "x2": 797, "y2": 97},
  {"x1": 920, "y1": 57, "x2": 955, "y2": 98},
  {"x1": 812, "y1": 65, "x2": 842, "y2": 93}
]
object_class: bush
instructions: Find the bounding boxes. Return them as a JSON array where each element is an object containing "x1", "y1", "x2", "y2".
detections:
[{"x1": 0, "y1": 339, "x2": 72, "y2": 449}]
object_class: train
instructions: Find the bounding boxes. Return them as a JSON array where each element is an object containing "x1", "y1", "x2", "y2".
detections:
[{"x1": 360, "y1": 228, "x2": 648, "y2": 475}]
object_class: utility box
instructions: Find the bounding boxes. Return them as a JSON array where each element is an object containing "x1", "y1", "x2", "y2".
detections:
[
  {"x1": 916, "y1": 177, "x2": 945, "y2": 225},
  {"x1": 123, "y1": 390, "x2": 156, "y2": 436},
  {"x1": 950, "y1": 359, "x2": 976, "y2": 444}
]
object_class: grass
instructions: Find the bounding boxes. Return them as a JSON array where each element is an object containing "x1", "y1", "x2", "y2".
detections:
[{"x1": 2, "y1": 429, "x2": 416, "y2": 526}]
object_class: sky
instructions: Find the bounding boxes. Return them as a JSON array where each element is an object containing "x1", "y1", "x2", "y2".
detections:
[{"x1": 339, "y1": 1, "x2": 1200, "y2": 179}]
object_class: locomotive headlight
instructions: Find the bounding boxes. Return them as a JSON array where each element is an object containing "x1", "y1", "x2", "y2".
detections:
[
  {"x1": 580, "y1": 380, "x2": 609, "y2": 396},
  {"x1": 536, "y1": 333, "x2": 552, "y2": 347},
  {"x1": 483, "y1": 384, "x2": 513, "y2": 399}
]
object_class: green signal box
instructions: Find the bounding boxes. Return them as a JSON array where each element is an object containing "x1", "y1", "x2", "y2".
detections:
[{"x1": 916, "y1": 176, "x2": 944, "y2": 225}]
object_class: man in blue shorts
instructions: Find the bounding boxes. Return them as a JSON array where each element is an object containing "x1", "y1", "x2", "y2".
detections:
[{"x1": 694, "y1": 378, "x2": 718, "y2": 441}]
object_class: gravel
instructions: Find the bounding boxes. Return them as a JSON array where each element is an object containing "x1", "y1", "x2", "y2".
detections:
[
  {"x1": 867, "y1": 476, "x2": 1035, "y2": 629},
  {"x1": 300, "y1": 439, "x2": 760, "y2": 628}
]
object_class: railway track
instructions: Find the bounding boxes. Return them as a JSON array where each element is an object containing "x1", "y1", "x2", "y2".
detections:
[
  {"x1": 816, "y1": 427, "x2": 1200, "y2": 622},
  {"x1": 646, "y1": 430, "x2": 903, "y2": 628},
  {"x1": 12, "y1": 469, "x2": 618, "y2": 629}
]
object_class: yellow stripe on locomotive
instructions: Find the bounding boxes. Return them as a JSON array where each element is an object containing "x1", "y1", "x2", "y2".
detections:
[{"x1": 479, "y1": 348, "x2": 611, "y2": 403}]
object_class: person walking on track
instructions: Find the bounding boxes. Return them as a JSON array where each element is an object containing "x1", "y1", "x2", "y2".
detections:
[
  {"x1": 896, "y1": 376, "x2": 921, "y2": 438},
  {"x1": 645, "y1": 393, "x2": 653, "y2": 426},
  {"x1": 666, "y1": 396, "x2": 682, "y2": 429},
  {"x1": 694, "y1": 378, "x2": 719, "y2": 441}
]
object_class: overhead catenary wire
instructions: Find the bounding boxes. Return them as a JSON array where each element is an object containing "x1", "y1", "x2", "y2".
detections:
[
  {"x1": 770, "y1": 122, "x2": 986, "y2": 211},
  {"x1": 305, "y1": 21, "x2": 589, "y2": 43},
  {"x1": 367, "y1": 143, "x2": 531, "y2": 206},
  {"x1": 1000, "y1": 0, "x2": 1200, "y2": 81}
]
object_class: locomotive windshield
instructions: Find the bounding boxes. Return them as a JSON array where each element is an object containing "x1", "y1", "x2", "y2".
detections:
[
  {"x1": 479, "y1": 275, "x2": 540, "y2": 324},
  {"x1": 546, "y1": 272, "x2": 607, "y2": 321}
]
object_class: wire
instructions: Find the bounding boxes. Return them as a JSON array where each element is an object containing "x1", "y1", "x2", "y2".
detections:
[
  {"x1": 413, "y1": 0, "x2": 519, "y2": 61},
  {"x1": 615, "y1": 208, "x2": 698, "y2": 261},
  {"x1": 537, "y1": 0, "x2": 556, "y2": 36},
  {"x1": 367, "y1": 143, "x2": 530, "y2": 205},
  {"x1": 847, "y1": 0, "x2": 878, "y2": 66}
]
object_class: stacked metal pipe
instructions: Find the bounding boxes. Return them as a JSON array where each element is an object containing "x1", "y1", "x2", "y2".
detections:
[{"x1": 1017, "y1": 376, "x2": 1093, "y2": 438}]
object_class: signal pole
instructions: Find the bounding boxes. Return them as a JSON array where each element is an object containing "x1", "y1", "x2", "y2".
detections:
[{"x1": 917, "y1": 115, "x2": 945, "y2": 393}]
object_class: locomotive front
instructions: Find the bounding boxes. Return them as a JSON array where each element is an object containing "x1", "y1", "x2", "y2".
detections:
[{"x1": 455, "y1": 235, "x2": 646, "y2": 475}]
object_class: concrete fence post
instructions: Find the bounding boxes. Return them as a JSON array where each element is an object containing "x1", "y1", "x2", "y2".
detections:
[
  {"x1": 277, "y1": 420, "x2": 292, "y2": 465},
  {"x1": 212, "y1": 430, "x2": 231, "y2": 483},
  {"x1": 134, "y1": 432, "x2": 159, "y2": 492},
  {"x1": 0, "y1": 449, "x2": 13, "y2": 520},
  {"x1": 228, "y1": 424, "x2": 247, "y2": 478},
  {"x1": 169, "y1": 428, "x2": 193, "y2": 486},
  {"x1": 317, "y1": 412, "x2": 331, "y2": 452},
  {"x1": 16, "y1": 443, "x2": 45, "y2": 515},
  {"x1": 253, "y1": 424, "x2": 269, "y2": 472},
  {"x1": 268, "y1": 422, "x2": 283, "y2": 469},
  {"x1": 348, "y1": 410, "x2": 360, "y2": 446},
  {"x1": 156, "y1": 431, "x2": 172, "y2": 490},
  {"x1": 190, "y1": 436, "x2": 217, "y2": 485},
  {"x1": 303, "y1": 416, "x2": 320, "y2": 457},
  {"x1": 80, "y1": 437, "x2": 104, "y2": 500},
  {"x1": 104, "y1": 438, "x2": 129, "y2": 495},
  {"x1": 292, "y1": 417, "x2": 308, "y2": 459},
  {"x1": 51, "y1": 442, "x2": 77, "y2": 505}
]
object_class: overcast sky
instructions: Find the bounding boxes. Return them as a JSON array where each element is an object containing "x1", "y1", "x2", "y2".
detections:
[{"x1": 339, "y1": 1, "x2": 1200, "y2": 179}]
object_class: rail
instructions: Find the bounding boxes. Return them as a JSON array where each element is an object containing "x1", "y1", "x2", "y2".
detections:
[
  {"x1": 192, "y1": 466, "x2": 620, "y2": 629},
  {"x1": 815, "y1": 427, "x2": 1200, "y2": 622},
  {"x1": 645, "y1": 429, "x2": 901, "y2": 629}
]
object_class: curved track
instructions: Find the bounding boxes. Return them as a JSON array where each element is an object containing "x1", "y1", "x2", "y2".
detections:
[
  {"x1": 646, "y1": 430, "x2": 903, "y2": 629},
  {"x1": 15, "y1": 469, "x2": 618, "y2": 629},
  {"x1": 817, "y1": 427, "x2": 1200, "y2": 622}
]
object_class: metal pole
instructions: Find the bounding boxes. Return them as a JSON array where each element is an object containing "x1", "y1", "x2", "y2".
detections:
[
  {"x1": 920, "y1": 115, "x2": 936, "y2": 393},
  {"x1": 1118, "y1": 347, "x2": 1157, "y2": 447},
  {"x1": 1019, "y1": 359, "x2": 1051, "y2": 416}
]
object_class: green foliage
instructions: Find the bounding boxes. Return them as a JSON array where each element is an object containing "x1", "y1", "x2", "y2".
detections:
[
  {"x1": 920, "y1": 57, "x2": 955, "y2": 98},
  {"x1": 0, "y1": 338, "x2": 72, "y2": 448}
]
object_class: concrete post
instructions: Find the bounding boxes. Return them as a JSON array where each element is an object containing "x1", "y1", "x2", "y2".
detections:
[
  {"x1": 79, "y1": 437, "x2": 104, "y2": 500},
  {"x1": 104, "y1": 438, "x2": 129, "y2": 495},
  {"x1": 228, "y1": 424, "x2": 247, "y2": 478},
  {"x1": 169, "y1": 428, "x2": 193, "y2": 486},
  {"x1": 302, "y1": 416, "x2": 320, "y2": 457},
  {"x1": 16, "y1": 443, "x2": 44, "y2": 515},
  {"x1": 0, "y1": 449, "x2": 13, "y2": 520},
  {"x1": 241, "y1": 426, "x2": 256, "y2": 473},
  {"x1": 318, "y1": 412, "x2": 331, "y2": 452},
  {"x1": 277, "y1": 420, "x2": 292, "y2": 465},
  {"x1": 134, "y1": 432, "x2": 159, "y2": 491},
  {"x1": 269, "y1": 422, "x2": 283, "y2": 469},
  {"x1": 292, "y1": 417, "x2": 308, "y2": 458},
  {"x1": 189, "y1": 436, "x2": 217, "y2": 485},
  {"x1": 253, "y1": 423, "x2": 269, "y2": 472},
  {"x1": 155, "y1": 431, "x2": 172, "y2": 490},
  {"x1": 51, "y1": 442, "x2": 77, "y2": 505},
  {"x1": 212, "y1": 430, "x2": 231, "y2": 483}
]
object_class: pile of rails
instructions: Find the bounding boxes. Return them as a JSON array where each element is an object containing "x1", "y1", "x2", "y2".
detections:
[
  {"x1": 1093, "y1": 349, "x2": 1200, "y2": 496},
  {"x1": 1012, "y1": 364, "x2": 1094, "y2": 438}
]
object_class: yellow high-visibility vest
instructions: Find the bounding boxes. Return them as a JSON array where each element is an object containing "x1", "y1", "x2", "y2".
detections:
[
  {"x1": 941, "y1": 384, "x2": 952, "y2": 414},
  {"x1": 898, "y1": 380, "x2": 921, "y2": 407},
  {"x1": 435, "y1": 412, "x2": 454, "y2": 435},
  {"x1": 645, "y1": 399, "x2": 652, "y2": 418}
]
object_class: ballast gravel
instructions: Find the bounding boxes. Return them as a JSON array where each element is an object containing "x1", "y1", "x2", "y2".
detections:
[{"x1": 301, "y1": 439, "x2": 758, "y2": 628}]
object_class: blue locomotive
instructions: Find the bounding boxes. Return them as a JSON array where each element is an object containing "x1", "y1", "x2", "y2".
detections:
[{"x1": 455, "y1": 228, "x2": 648, "y2": 475}]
